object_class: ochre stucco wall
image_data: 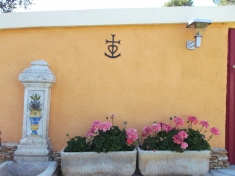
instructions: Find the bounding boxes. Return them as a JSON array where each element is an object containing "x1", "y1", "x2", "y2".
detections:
[{"x1": 0, "y1": 23, "x2": 234, "y2": 151}]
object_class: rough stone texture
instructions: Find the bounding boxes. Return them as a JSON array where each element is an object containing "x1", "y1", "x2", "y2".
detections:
[
  {"x1": 0, "y1": 143, "x2": 60, "y2": 164},
  {"x1": 0, "y1": 161, "x2": 58, "y2": 176},
  {"x1": 18, "y1": 60, "x2": 56, "y2": 83},
  {"x1": 137, "y1": 147, "x2": 210, "y2": 176},
  {"x1": 210, "y1": 148, "x2": 230, "y2": 169},
  {"x1": 52, "y1": 151, "x2": 61, "y2": 172},
  {"x1": 14, "y1": 137, "x2": 52, "y2": 162},
  {"x1": 61, "y1": 148, "x2": 137, "y2": 176},
  {"x1": 0, "y1": 142, "x2": 61, "y2": 175},
  {"x1": 0, "y1": 142, "x2": 18, "y2": 165}
]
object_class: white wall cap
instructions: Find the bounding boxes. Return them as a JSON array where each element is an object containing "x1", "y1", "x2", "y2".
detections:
[{"x1": 0, "y1": 6, "x2": 235, "y2": 29}]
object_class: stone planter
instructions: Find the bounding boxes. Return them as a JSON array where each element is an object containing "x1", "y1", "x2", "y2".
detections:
[
  {"x1": 0, "y1": 161, "x2": 58, "y2": 176},
  {"x1": 137, "y1": 146, "x2": 210, "y2": 176},
  {"x1": 61, "y1": 148, "x2": 137, "y2": 176}
]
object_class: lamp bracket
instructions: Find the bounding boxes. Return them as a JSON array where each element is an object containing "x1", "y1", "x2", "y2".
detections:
[{"x1": 186, "y1": 41, "x2": 195, "y2": 50}]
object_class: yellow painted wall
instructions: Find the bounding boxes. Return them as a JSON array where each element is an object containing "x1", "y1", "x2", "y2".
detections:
[{"x1": 0, "y1": 23, "x2": 234, "y2": 151}]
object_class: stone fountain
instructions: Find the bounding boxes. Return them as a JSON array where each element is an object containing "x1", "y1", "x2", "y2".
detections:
[{"x1": 0, "y1": 60, "x2": 58, "y2": 176}]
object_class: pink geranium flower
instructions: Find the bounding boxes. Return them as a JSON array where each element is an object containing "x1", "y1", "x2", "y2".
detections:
[
  {"x1": 141, "y1": 126, "x2": 152, "y2": 137},
  {"x1": 178, "y1": 130, "x2": 188, "y2": 139},
  {"x1": 181, "y1": 142, "x2": 188, "y2": 150},
  {"x1": 173, "y1": 134, "x2": 183, "y2": 144},
  {"x1": 173, "y1": 117, "x2": 184, "y2": 127},
  {"x1": 158, "y1": 122, "x2": 165, "y2": 130},
  {"x1": 91, "y1": 120, "x2": 103, "y2": 131},
  {"x1": 141, "y1": 115, "x2": 220, "y2": 153},
  {"x1": 210, "y1": 127, "x2": 220, "y2": 136},
  {"x1": 199, "y1": 120, "x2": 209, "y2": 128},
  {"x1": 152, "y1": 123, "x2": 161, "y2": 132},
  {"x1": 207, "y1": 127, "x2": 220, "y2": 142},
  {"x1": 86, "y1": 129, "x2": 95, "y2": 138},
  {"x1": 162, "y1": 124, "x2": 172, "y2": 132},
  {"x1": 102, "y1": 121, "x2": 112, "y2": 132},
  {"x1": 69, "y1": 113, "x2": 139, "y2": 153},
  {"x1": 188, "y1": 116, "x2": 198, "y2": 125},
  {"x1": 173, "y1": 131, "x2": 188, "y2": 145},
  {"x1": 110, "y1": 113, "x2": 115, "y2": 119},
  {"x1": 126, "y1": 128, "x2": 138, "y2": 141},
  {"x1": 159, "y1": 122, "x2": 165, "y2": 126}
]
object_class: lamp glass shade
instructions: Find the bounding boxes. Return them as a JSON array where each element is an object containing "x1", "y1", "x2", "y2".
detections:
[
  {"x1": 195, "y1": 35, "x2": 202, "y2": 47},
  {"x1": 196, "y1": 28, "x2": 207, "y2": 36}
]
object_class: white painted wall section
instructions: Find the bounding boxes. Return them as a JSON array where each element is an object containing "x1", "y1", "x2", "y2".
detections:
[{"x1": 0, "y1": 6, "x2": 235, "y2": 29}]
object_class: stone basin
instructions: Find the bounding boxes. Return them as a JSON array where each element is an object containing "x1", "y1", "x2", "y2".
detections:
[{"x1": 0, "y1": 161, "x2": 58, "y2": 176}]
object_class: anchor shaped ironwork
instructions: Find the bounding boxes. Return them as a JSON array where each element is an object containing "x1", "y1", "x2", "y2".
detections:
[{"x1": 105, "y1": 34, "x2": 121, "y2": 58}]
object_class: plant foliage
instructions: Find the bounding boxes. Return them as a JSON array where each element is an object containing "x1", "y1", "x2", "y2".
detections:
[
  {"x1": 90, "y1": 126, "x2": 135, "y2": 152},
  {"x1": 64, "y1": 136, "x2": 91, "y2": 152},
  {"x1": 213, "y1": 0, "x2": 235, "y2": 5},
  {"x1": 164, "y1": 0, "x2": 193, "y2": 7},
  {"x1": 141, "y1": 128, "x2": 210, "y2": 153},
  {"x1": 140, "y1": 116, "x2": 219, "y2": 153},
  {"x1": 65, "y1": 114, "x2": 138, "y2": 153},
  {"x1": 184, "y1": 128, "x2": 210, "y2": 150},
  {"x1": 0, "y1": 0, "x2": 33, "y2": 13}
]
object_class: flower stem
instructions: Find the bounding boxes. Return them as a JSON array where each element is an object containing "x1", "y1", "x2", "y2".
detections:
[
  {"x1": 123, "y1": 121, "x2": 127, "y2": 129},
  {"x1": 207, "y1": 135, "x2": 213, "y2": 142},
  {"x1": 203, "y1": 130, "x2": 207, "y2": 134},
  {"x1": 169, "y1": 117, "x2": 173, "y2": 125},
  {"x1": 200, "y1": 126, "x2": 204, "y2": 132}
]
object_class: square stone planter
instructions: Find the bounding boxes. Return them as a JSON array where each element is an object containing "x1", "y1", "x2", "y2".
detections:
[
  {"x1": 137, "y1": 146, "x2": 210, "y2": 176},
  {"x1": 61, "y1": 148, "x2": 137, "y2": 176}
]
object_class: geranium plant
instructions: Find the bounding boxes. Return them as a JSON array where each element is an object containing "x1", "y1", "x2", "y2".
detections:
[
  {"x1": 65, "y1": 113, "x2": 138, "y2": 153},
  {"x1": 140, "y1": 116, "x2": 219, "y2": 153}
]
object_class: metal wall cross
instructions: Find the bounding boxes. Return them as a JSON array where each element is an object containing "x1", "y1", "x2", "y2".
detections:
[{"x1": 105, "y1": 34, "x2": 121, "y2": 58}]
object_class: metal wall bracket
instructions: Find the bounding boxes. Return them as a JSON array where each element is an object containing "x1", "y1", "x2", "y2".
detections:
[{"x1": 186, "y1": 41, "x2": 195, "y2": 50}]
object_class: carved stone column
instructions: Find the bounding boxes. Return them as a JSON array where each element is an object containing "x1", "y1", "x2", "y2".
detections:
[{"x1": 14, "y1": 60, "x2": 56, "y2": 162}]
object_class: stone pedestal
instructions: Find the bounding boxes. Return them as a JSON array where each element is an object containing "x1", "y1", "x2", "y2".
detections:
[
  {"x1": 14, "y1": 137, "x2": 52, "y2": 162},
  {"x1": 14, "y1": 60, "x2": 56, "y2": 162}
]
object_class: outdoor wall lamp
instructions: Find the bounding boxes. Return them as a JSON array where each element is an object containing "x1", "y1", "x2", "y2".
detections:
[{"x1": 186, "y1": 18, "x2": 212, "y2": 50}]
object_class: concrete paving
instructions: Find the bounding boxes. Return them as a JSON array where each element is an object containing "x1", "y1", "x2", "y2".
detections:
[
  {"x1": 57, "y1": 166, "x2": 235, "y2": 175},
  {"x1": 132, "y1": 165, "x2": 235, "y2": 176},
  {"x1": 205, "y1": 165, "x2": 235, "y2": 176},
  {"x1": 58, "y1": 166, "x2": 235, "y2": 176}
]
